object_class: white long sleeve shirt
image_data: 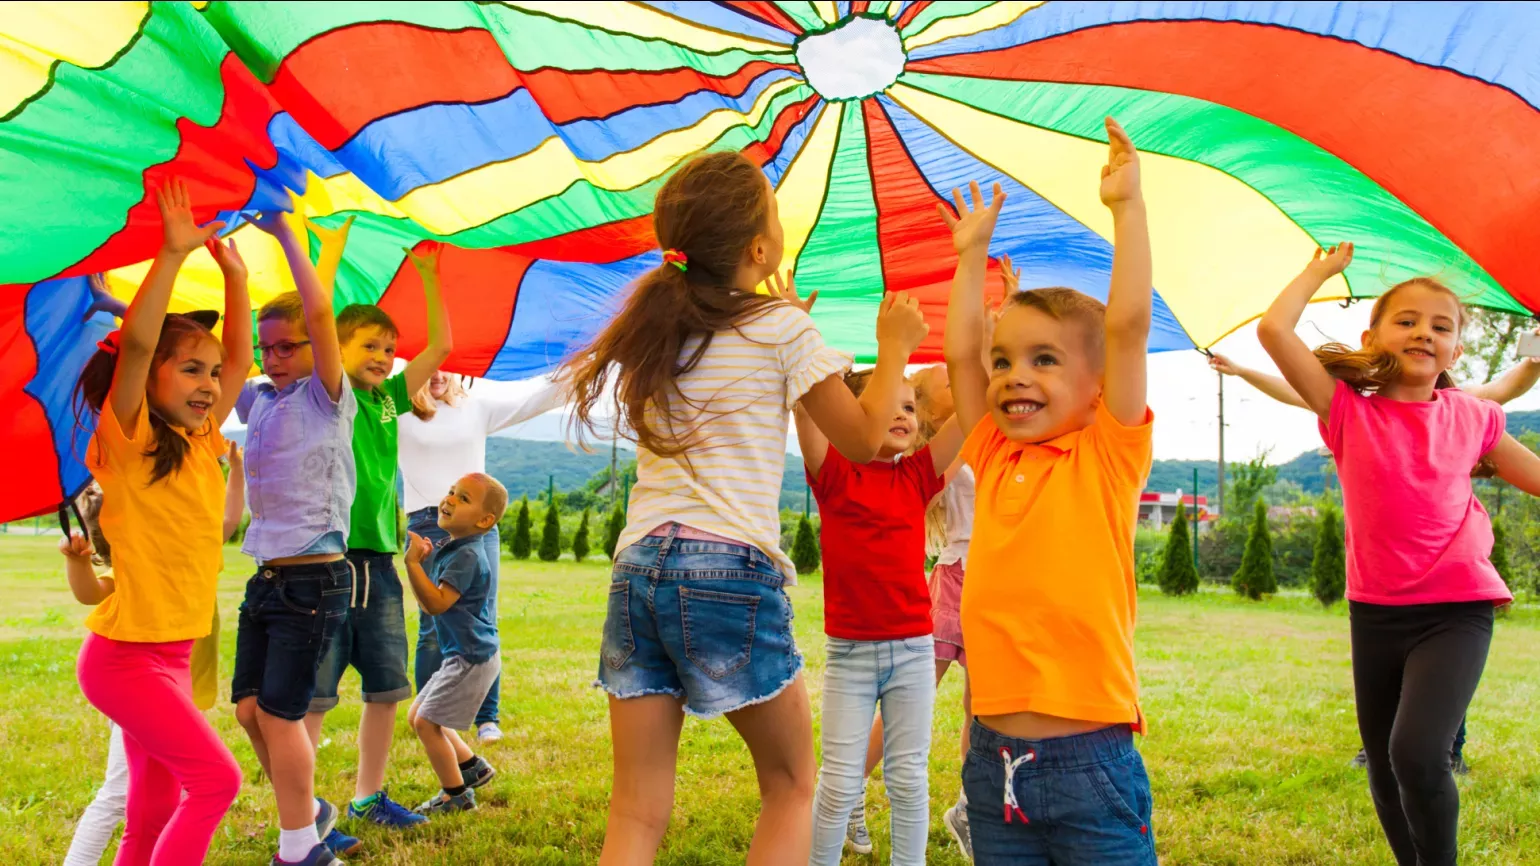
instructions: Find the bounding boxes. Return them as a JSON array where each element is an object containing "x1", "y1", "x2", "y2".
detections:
[{"x1": 398, "y1": 379, "x2": 565, "y2": 513}]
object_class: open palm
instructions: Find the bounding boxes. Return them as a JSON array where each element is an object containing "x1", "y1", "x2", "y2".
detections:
[{"x1": 938, "y1": 180, "x2": 1006, "y2": 254}]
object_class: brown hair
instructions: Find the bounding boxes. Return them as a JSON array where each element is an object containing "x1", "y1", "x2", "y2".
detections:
[
  {"x1": 561, "y1": 151, "x2": 787, "y2": 456},
  {"x1": 74, "y1": 315, "x2": 223, "y2": 485},
  {"x1": 469, "y1": 472, "x2": 509, "y2": 524},
  {"x1": 411, "y1": 373, "x2": 466, "y2": 421},
  {"x1": 337, "y1": 304, "x2": 399, "y2": 343},
  {"x1": 1313, "y1": 277, "x2": 1463, "y2": 393},
  {"x1": 1006, "y1": 287, "x2": 1107, "y2": 363},
  {"x1": 843, "y1": 369, "x2": 873, "y2": 398},
  {"x1": 258, "y1": 291, "x2": 306, "y2": 327}
]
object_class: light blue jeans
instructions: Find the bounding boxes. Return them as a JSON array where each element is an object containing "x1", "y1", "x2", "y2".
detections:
[{"x1": 811, "y1": 635, "x2": 936, "y2": 865}]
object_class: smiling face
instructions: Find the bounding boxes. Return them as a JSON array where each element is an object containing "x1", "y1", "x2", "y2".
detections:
[
  {"x1": 148, "y1": 334, "x2": 224, "y2": 430},
  {"x1": 437, "y1": 474, "x2": 501, "y2": 539},
  {"x1": 1363, "y1": 282, "x2": 1464, "y2": 387},
  {"x1": 987, "y1": 303, "x2": 1103, "y2": 443},
  {"x1": 428, "y1": 370, "x2": 451, "y2": 400},
  {"x1": 256, "y1": 316, "x2": 314, "y2": 390},
  {"x1": 875, "y1": 382, "x2": 920, "y2": 459},
  {"x1": 341, "y1": 325, "x2": 397, "y2": 391}
]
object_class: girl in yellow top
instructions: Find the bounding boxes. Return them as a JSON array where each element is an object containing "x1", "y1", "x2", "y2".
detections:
[{"x1": 72, "y1": 179, "x2": 251, "y2": 866}]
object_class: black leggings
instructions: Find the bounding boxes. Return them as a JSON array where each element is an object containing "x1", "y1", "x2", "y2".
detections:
[{"x1": 1350, "y1": 601, "x2": 1494, "y2": 866}]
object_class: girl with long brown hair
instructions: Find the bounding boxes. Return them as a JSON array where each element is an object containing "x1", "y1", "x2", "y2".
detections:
[
  {"x1": 1259, "y1": 245, "x2": 1540, "y2": 866},
  {"x1": 561, "y1": 150, "x2": 928, "y2": 864}
]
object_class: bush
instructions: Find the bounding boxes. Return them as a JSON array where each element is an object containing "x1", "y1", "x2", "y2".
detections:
[
  {"x1": 573, "y1": 508, "x2": 592, "y2": 562},
  {"x1": 604, "y1": 504, "x2": 625, "y2": 561},
  {"x1": 1232, "y1": 498, "x2": 1276, "y2": 600},
  {"x1": 538, "y1": 499, "x2": 563, "y2": 561},
  {"x1": 1199, "y1": 517, "x2": 1247, "y2": 584},
  {"x1": 1159, "y1": 503, "x2": 1199, "y2": 596},
  {"x1": 1310, "y1": 505, "x2": 1346, "y2": 607},
  {"x1": 510, "y1": 497, "x2": 532, "y2": 560},
  {"x1": 791, "y1": 512, "x2": 820, "y2": 574}
]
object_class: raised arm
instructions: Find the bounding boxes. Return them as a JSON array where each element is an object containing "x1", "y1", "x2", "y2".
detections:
[
  {"x1": 925, "y1": 416, "x2": 966, "y2": 478},
  {"x1": 1210, "y1": 353, "x2": 1310, "y2": 409},
  {"x1": 939, "y1": 181, "x2": 1007, "y2": 436},
  {"x1": 793, "y1": 402, "x2": 831, "y2": 479},
  {"x1": 110, "y1": 179, "x2": 224, "y2": 432},
  {"x1": 1099, "y1": 118, "x2": 1152, "y2": 426},
  {"x1": 258, "y1": 213, "x2": 348, "y2": 402},
  {"x1": 207, "y1": 236, "x2": 252, "y2": 426},
  {"x1": 1489, "y1": 433, "x2": 1540, "y2": 496},
  {"x1": 483, "y1": 377, "x2": 567, "y2": 434},
  {"x1": 223, "y1": 441, "x2": 246, "y2": 542},
  {"x1": 402, "y1": 244, "x2": 454, "y2": 397},
  {"x1": 1467, "y1": 350, "x2": 1540, "y2": 405},
  {"x1": 1255, "y1": 244, "x2": 1355, "y2": 420}
]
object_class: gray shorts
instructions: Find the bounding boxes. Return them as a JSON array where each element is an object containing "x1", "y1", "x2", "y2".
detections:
[{"x1": 413, "y1": 655, "x2": 501, "y2": 731}]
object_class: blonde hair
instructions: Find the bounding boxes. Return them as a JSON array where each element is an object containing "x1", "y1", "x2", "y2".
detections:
[
  {"x1": 411, "y1": 374, "x2": 467, "y2": 421},
  {"x1": 908, "y1": 369, "x2": 950, "y2": 557}
]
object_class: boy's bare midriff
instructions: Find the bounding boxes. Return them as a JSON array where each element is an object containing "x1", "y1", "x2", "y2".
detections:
[
  {"x1": 265, "y1": 553, "x2": 344, "y2": 567},
  {"x1": 981, "y1": 711, "x2": 1116, "y2": 740}
]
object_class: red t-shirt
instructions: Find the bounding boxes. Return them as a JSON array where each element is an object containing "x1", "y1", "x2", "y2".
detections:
[{"x1": 809, "y1": 444, "x2": 946, "y2": 640}]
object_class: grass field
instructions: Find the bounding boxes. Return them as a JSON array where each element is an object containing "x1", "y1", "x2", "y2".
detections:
[{"x1": 2, "y1": 534, "x2": 1539, "y2": 865}]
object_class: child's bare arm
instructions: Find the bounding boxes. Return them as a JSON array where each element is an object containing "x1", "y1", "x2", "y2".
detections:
[
  {"x1": 223, "y1": 442, "x2": 245, "y2": 542},
  {"x1": 926, "y1": 416, "x2": 966, "y2": 476},
  {"x1": 1256, "y1": 244, "x2": 1354, "y2": 420},
  {"x1": 59, "y1": 533, "x2": 114, "y2": 605},
  {"x1": 404, "y1": 532, "x2": 460, "y2": 616},
  {"x1": 111, "y1": 179, "x2": 224, "y2": 432},
  {"x1": 794, "y1": 403, "x2": 830, "y2": 479},
  {"x1": 1489, "y1": 433, "x2": 1540, "y2": 496},
  {"x1": 939, "y1": 182, "x2": 1005, "y2": 437},
  {"x1": 1100, "y1": 118, "x2": 1153, "y2": 427},
  {"x1": 207, "y1": 236, "x2": 252, "y2": 426},
  {"x1": 1210, "y1": 353, "x2": 1310, "y2": 409},
  {"x1": 1467, "y1": 348, "x2": 1540, "y2": 405},
  {"x1": 402, "y1": 245, "x2": 454, "y2": 396}
]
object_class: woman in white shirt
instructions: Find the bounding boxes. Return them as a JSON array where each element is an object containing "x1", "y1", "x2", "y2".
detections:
[{"x1": 399, "y1": 371, "x2": 562, "y2": 742}]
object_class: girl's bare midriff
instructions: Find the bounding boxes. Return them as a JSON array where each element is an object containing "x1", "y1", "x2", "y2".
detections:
[{"x1": 981, "y1": 710, "x2": 1116, "y2": 740}]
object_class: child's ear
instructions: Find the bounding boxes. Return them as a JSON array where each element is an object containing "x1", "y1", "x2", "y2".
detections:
[
  {"x1": 477, "y1": 512, "x2": 498, "y2": 530},
  {"x1": 1359, "y1": 329, "x2": 1373, "y2": 349},
  {"x1": 1449, "y1": 342, "x2": 1464, "y2": 369}
]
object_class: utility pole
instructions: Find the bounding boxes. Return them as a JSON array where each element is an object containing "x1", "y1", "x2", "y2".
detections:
[
  {"x1": 1192, "y1": 466, "x2": 1200, "y2": 574},
  {"x1": 1217, "y1": 369, "x2": 1225, "y2": 519},
  {"x1": 609, "y1": 435, "x2": 618, "y2": 510}
]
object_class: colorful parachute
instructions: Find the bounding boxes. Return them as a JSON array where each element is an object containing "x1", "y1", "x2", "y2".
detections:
[{"x1": 3, "y1": 1, "x2": 1538, "y2": 521}]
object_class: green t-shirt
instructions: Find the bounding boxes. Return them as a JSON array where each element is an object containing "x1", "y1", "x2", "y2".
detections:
[{"x1": 348, "y1": 373, "x2": 411, "y2": 553}]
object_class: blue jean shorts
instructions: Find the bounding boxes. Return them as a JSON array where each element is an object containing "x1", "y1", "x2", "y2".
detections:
[
  {"x1": 963, "y1": 721, "x2": 1157, "y2": 865},
  {"x1": 310, "y1": 551, "x2": 412, "y2": 711},
  {"x1": 231, "y1": 560, "x2": 352, "y2": 720},
  {"x1": 596, "y1": 528, "x2": 801, "y2": 718}
]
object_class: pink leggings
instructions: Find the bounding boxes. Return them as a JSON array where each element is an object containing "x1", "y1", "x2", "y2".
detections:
[{"x1": 77, "y1": 633, "x2": 241, "y2": 865}]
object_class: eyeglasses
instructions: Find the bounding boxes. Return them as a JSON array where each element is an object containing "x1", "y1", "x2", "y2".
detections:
[{"x1": 256, "y1": 340, "x2": 311, "y2": 360}]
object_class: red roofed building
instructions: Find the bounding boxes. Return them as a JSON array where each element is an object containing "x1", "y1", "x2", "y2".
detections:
[{"x1": 1139, "y1": 492, "x2": 1211, "y2": 529}]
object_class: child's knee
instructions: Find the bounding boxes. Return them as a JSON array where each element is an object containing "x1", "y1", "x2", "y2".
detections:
[
  {"x1": 235, "y1": 697, "x2": 260, "y2": 732},
  {"x1": 411, "y1": 713, "x2": 438, "y2": 738}
]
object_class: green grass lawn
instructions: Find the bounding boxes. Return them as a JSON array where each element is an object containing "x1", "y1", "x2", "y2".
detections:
[{"x1": 2, "y1": 534, "x2": 1539, "y2": 864}]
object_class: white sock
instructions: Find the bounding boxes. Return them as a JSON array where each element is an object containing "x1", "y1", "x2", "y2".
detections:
[{"x1": 277, "y1": 826, "x2": 320, "y2": 863}]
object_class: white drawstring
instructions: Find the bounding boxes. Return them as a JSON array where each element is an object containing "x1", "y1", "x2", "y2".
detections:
[
  {"x1": 361, "y1": 559, "x2": 371, "y2": 609},
  {"x1": 346, "y1": 559, "x2": 358, "y2": 609},
  {"x1": 1000, "y1": 746, "x2": 1035, "y2": 824}
]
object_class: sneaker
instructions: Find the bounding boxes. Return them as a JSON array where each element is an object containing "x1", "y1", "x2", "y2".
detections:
[
  {"x1": 1350, "y1": 748, "x2": 1368, "y2": 770},
  {"x1": 314, "y1": 798, "x2": 338, "y2": 840},
  {"x1": 944, "y1": 804, "x2": 974, "y2": 861},
  {"x1": 323, "y1": 828, "x2": 360, "y2": 857},
  {"x1": 273, "y1": 843, "x2": 342, "y2": 866},
  {"x1": 461, "y1": 755, "x2": 497, "y2": 789},
  {"x1": 348, "y1": 790, "x2": 428, "y2": 829},
  {"x1": 845, "y1": 798, "x2": 873, "y2": 855},
  {"x1": 1452, "y1": 755, "x2": 1471, "y2": 776},
  {"x1": 414, "y1": 788, "x2": 477, "y2": 815},
  {"x1": 477, "y1": 722, "x2": 504, "y2": 744}
]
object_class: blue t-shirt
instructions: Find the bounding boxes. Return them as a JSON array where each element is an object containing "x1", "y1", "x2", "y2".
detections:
[{"x1": 429, "y1": 533, "x2": 499, "y2": 664}]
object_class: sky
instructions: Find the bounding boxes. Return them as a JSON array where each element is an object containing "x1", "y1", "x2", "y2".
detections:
[{"x1": 225, "y1": 301, "x2": 1540, "y2": 465}]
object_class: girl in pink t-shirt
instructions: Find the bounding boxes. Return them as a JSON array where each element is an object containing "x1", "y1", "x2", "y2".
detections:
[{"x1": 1258, "y1": 243, "x2": 1540, "y2": 866}]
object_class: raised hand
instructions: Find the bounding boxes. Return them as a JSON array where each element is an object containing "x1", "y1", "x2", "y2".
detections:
[
  {"x1": 83, "y1": 273, "x2": 128, "y2": 321},
  {"x1": 306, "y1": 214, "x2": 354, "y2": 249},
  {"x1": 767, "y1": 270, "x2": 817, "y2": 314},
  {"x1": 1208, "y1": 353, "x2": 1241, "y2": 376},
  {"x1": 1305, "y1": 243, "x2": 1354, "y2": 279},
  {"x1": 938, "y1": 180, "x2": 1006, "y2": 255},
  {"x1": 59, "y1": 530, "x2": 94, "y2": 560},
  {"x1": 206, "y1": 235, "x2": 247, "y2": 283},
  {"x1": 404, "y1": 243, "x2": 442, "y2": 279},
  {"x1": 156, "y1": 178, "x2": 224, "y2": 256},
  {"x1": 247, "y1": 210, "x2": 295, "y2": 241},
  {"x1": 1099, "y1": 117, "x2": 1142, "y2": 208},
  {"x1": 405, "y1": 531, "x2": 432, "y2": 564},
  {"x1": 999, "y1": 253, "x2": 1022, "y2": 295},
  {"x1": 226, "y1": 440, "x2": 243, "y2": 471},
  {"x1": 877, "y1": 290, "x2": 929, "y2": 356}
]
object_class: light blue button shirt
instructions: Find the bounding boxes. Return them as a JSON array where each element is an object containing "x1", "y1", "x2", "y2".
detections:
[{"x1": 237, "y1": 375, "x2": 358, "y2": 564}]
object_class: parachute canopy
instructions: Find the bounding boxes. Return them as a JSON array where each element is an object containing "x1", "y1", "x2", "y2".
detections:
[{"x1": 3, "y1": 1, "x2": 1538, "y2": 521}]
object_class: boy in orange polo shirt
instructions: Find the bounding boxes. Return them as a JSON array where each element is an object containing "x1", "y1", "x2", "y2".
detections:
[{"x1": 939, "y1": 117, "x2": 1157, "y2": 865}]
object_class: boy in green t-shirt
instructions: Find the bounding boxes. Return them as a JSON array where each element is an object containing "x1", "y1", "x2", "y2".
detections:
[{"x1": 305, "y1": 244, "x2": 453, "y2": 829}]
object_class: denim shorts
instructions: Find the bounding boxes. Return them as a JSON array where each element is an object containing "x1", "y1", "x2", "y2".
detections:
[
  {"x1": 963, "y1": 721, "x2": 1157, "y2": 866},
  {"x1": 596, "y1": 527, "x2": 801, "y2": 718},
  {"x1": 310, "y1": 551, "x2": 412, "y2": 710},
  {"x1": 231, "y1": 560, "x2": 352, "y2": 720}
]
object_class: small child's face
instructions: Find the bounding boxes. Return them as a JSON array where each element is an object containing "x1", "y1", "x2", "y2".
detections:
[
  {"x1": 437, "y1": 476, "x2": 497, "y2": 539},
  {"x1": 986, "y1": 306, "x2": 1101, "y2": 443},
  {"x1": 148, "y1": 335, "x2": 223, "y2": 431},
  {"x1": 918, "y1": 364, "x2": 955, "y2": 425},
  {"x1": 256, "y1": 317, "x2": 314, "y2": 390},
  {"x1": 877, "y1": 383, "x2": 919, "y2": 459},
  {"x1": 341, "y1": 325, "x2": 397, "y2": 390},
  {"x1": 1363, "y1": 283, "x2": 1464, "y2": 386}
]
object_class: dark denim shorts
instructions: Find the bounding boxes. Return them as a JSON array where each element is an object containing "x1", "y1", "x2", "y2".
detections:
[
  {"x1": 596, "y1": 528, "x2": 801, "y2": 718},
  {"x1": 963, "y1": 721, "x2": 1157, "y2": 866},
  {"x1": 310, "y1": 550, "x2": 412, "y2": 710},
  {"x1": 231, "y1": 559, "x2": 351, "y2": 721}
]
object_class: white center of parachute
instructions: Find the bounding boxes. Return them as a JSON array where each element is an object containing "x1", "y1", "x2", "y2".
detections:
[{"x1": 795, "y1": 15, "x2": 905, "y2": 101}]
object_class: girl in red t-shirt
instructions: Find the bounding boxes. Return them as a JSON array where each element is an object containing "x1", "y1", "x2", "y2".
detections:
[{"x1": 798, "y1": 369, "x2": 965, "y2": 865}]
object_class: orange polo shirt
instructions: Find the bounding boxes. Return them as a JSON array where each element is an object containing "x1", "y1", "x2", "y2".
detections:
[{"x1": 960, "y1": 401, "x2": 1153, "y2": 732}]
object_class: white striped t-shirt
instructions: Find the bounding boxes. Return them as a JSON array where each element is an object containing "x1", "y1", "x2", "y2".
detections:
[{"x1": 618, "y1": 303, "x2": 851, "y2": 584}]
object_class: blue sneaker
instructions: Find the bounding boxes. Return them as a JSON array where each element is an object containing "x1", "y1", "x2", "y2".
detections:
[
  {"x1": 314, "y1": 798, "x2": 338, "y2": 840},
  {"x1": 347, "y1": 790, "x2": 427, "y2": 829},
  {"x1": 323, "y1": 828, "x2": 360, "y2": 857},
  {"x1": 273, "y1": 843, "x2": 342, "y2": 865}
]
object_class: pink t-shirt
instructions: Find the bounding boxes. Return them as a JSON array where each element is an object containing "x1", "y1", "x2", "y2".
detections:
[{"x1": 1320, "y1": 381, "x2": 1511, "y2": 606}]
